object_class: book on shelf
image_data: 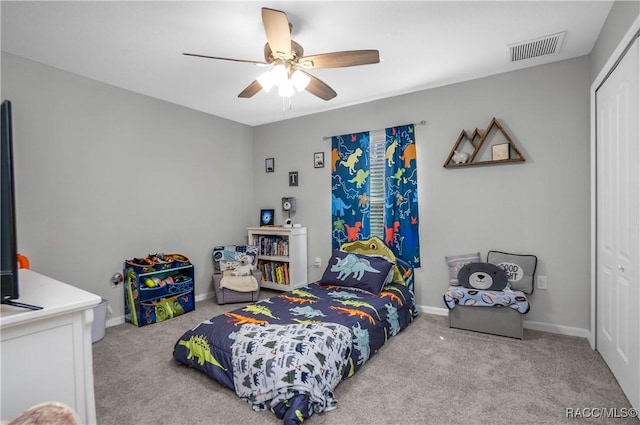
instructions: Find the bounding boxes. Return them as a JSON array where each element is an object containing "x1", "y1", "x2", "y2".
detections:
[
  {"x1": 258, "y1": 261, "x2": 290, "y2": 285},
  {"x1": 255, "y1": 236, "x2": 289, "y2": 257}
]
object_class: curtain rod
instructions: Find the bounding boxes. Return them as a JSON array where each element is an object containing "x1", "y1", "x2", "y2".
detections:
[{"x1": 322, "y1": 120, "x2": 427, "y2": 141}]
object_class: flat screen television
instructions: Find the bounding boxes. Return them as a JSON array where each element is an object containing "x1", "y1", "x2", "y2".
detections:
[{"x1": 1, "y1": 100, "x2": 41, "y2": 310}]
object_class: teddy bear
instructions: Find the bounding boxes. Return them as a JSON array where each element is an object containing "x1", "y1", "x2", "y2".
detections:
[
  {"x1": 231, "y1": 255, "x2": 255, "y2": 276},
  {"x1": 457, "y1": 262, "x2": 508, "y2": 291}
]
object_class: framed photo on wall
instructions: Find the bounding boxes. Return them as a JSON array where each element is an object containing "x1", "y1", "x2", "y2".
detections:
[
  {"x1": 289, "y1": 171, "x2": 299, "y2": 186},
  {"x1": 265, "y1": 158, "x2": 275, "y2": 173},
  {"x1": 314, "y1": 152, "x2": 324, "y2": 168}
]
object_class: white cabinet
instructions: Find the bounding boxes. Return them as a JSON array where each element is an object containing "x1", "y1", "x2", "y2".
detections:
[
  {"x1": 0, "y1": 269, "x2": 101, "y2": 424},
  {"x1": 247, "y1": 227, "x2": 307, "y2": 291}
]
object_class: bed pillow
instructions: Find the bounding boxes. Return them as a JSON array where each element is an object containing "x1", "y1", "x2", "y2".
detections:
[
  {"x1": 321, "y1": 250, "x2": 394, "y2": 294},
  {"x1": 340, "y1": 236, "x2": 404, "y2": 285},
  {"x1": 445, "y1": 252, "x2": 481, "y2": 286},
  {"x1": 487, "y1": 250, "x2": 537, "y2": 294}
]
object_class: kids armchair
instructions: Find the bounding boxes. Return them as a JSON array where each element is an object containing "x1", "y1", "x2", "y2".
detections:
[{"x1": 212, "y1": 245, "x2": 261, "y2": 304}]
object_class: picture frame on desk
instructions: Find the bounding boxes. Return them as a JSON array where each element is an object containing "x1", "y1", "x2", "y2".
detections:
[{"x1": 260, "y1": 209, "x2": 274, "y2": 226}]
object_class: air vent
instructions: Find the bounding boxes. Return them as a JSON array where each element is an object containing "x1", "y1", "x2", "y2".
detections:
[{"x1": 509, "y1": 32, "x2": 566, "y2": 62}]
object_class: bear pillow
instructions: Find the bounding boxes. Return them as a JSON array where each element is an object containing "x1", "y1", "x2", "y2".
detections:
[{"x1": 457, "y1": 262, "x2": 508, "y2": 291}]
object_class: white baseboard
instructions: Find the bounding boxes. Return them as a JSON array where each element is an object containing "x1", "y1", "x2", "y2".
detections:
[
  {"x1": 521, "y1": 320, "x2": 590, "y2": 339},
  {"x1": 195, "y1": 292, "x2": 214, "y2": 302},
  {"x1": 106, "y1": 300, "x2": 590, "y2": 340},
  {"x1": 418, "y1": 305, "x2": 448, "y2": 316},
  {"x1": 106, "y1": 316, "x2": 125, "y2": 327},
  {"x1": 415, "y1": 304, "x2": 590, "y2": 339}
]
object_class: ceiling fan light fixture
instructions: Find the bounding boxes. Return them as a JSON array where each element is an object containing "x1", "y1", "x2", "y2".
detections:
[
  {"x1": 257, "y1": 70, "x2": 275, "y2": 92},
  {"x1": 278, "y1": 79, "x2": 296, "y2": 97},
  {"x1": 291, "y1": 70, "x2": 311, "y2": 91},
  {"x1": 271, "y1": 64, "x2": 288, "y2": 86},
  {"x1": 186, "y1": 7, "x2": 381, "y2": 102}
]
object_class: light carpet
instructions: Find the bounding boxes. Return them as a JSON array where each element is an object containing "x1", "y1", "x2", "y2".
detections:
[{"x1": 93, "y1": 292, "x2": 636, "y2": 425}]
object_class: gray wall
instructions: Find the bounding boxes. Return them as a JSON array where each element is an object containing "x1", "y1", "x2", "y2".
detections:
[
  {"x1": 3, "y1": 0, "x2": 635, "y2": 333},
  {"x1": 253, "y1": 57, "x2": 592, "y2": 332},
  {"x1": 2, "y1": 53, "x2": 255, "y2": 321},
  {"x1": 590, "y1": 0, "x2": 640, "y2": 81}
]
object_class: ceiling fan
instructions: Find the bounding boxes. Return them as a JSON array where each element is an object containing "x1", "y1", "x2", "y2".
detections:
[{"x1": 183, "y1": 7, "x2": 380, "y2": 101}]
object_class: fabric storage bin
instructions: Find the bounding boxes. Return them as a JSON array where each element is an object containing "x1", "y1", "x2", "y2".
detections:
[
  {"x1": 139, "y1": 291, "x2": 194, "y2": 326},
  {"x1": 139, "y1": 284, "x2": 169, "y2": 301},
  {"x1": 166, "y1": 253, "x2": 190, "y2": 268}
]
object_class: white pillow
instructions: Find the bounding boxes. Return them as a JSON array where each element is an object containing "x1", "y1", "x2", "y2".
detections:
[{"x1": 445, "y1": 252, "x2": 481, "y2": 286}]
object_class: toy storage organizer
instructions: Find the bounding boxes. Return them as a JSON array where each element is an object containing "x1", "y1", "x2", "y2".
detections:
[{"x1": 124, "y1": 254, "x2": 195, "y2": 327}]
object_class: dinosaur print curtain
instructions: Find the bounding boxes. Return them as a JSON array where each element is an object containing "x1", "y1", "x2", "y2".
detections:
[{"x1": 331, "y1": 124, "x2": 420, "y2": 268}]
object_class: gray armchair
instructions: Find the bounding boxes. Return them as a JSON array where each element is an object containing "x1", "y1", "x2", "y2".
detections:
[{"x1": 212, "y1": 245, "x2": 261, "y2": 304}]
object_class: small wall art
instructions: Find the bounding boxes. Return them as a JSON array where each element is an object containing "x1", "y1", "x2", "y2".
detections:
[
  {"x1": 289, "y1": 171, "x2": 299, "y2": 186},
  {"x1": 265, "y1": 158, "x2": 274, "y2": 173},
  {"x1": 314, "y1": 152, "x2": 325, "y2": 168}
]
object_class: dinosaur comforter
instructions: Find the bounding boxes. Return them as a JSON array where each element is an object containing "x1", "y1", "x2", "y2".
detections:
[{"x1": 173, "y1": 280, "x2": 416, "y2": 425}]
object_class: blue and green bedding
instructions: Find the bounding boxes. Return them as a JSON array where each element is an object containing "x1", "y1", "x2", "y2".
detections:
[{"x1": 173, "y1": 277, "x2": 416, "y2": 424}]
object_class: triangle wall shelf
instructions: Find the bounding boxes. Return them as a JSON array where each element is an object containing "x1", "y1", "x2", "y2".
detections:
[{"x1": 443, "y1": 117, "x2": 525, "y2": 168}]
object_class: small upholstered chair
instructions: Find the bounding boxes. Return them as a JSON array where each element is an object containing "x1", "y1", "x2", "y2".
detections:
[{"x1": 211, "y1": 245, "x2": 261, "y2": 304}]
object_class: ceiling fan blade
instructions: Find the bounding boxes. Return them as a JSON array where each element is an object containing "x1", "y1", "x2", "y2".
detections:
[
  {"x1": 238, "y1": 80, "x2": 263, "y2": 98},
  {"x1": 303, "y1": 72, "x2": 337, "y2": 101},
  {"x1": 261, "y1": 7, "x2": 292, "y2": 59},
  {"x1": 299, "y1": 50, "x2": 380, "y2": 69},
  {"x1": 183, "y1": 53, "x2": 267, "y2": 66}
]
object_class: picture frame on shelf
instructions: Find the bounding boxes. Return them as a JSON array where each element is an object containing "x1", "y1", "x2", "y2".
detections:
[
  {"x1": 289, "y1": 171, "x2": 299, "y2": 186},
  {"x1": 260, "y1": 209, "x2": 275, "y2": 226},
  {"x1": 314, "y1": 152, "x2": 324, "y2": 168},
  {"x1": 265, "y1": 158, "x2": 275, "y2": 173},
  {"x1": 492, "y1": 143, "x2": 509, "y2": 161}
]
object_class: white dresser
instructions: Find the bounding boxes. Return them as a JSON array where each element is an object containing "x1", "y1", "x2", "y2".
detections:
[{"x1": 0, "y1": 269, "x2": 101, "y2": 424}]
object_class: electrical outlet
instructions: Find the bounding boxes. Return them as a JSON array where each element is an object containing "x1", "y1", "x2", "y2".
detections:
[
  {"x1": 537, "y1": 275, "x2": 548, "y2": 289},
  {"x1": 314, "y1": 257, "x2": 322, "y2": 268}
]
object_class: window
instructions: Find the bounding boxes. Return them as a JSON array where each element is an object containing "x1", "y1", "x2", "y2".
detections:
[
  {"x1": 368, "y1": 130, "x2": 386, "y2": 240},
  {"x1": 331, "y1": 124, "x2": 420, "y2": 267}
]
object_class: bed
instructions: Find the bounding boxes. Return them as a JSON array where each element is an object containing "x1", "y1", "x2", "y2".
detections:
[{"x1": 173, "y1": 238, "x2": 417, "y2": 424}]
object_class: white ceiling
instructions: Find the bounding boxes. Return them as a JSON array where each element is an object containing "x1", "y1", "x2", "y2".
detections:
[{"x1": 1, "y1": 1, "x2": 613, "y2": 126}]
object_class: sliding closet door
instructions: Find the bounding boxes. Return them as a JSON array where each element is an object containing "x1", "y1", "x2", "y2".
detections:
[{"x1": 596, "y1": 35, "x2": 639, "y2": 410}]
